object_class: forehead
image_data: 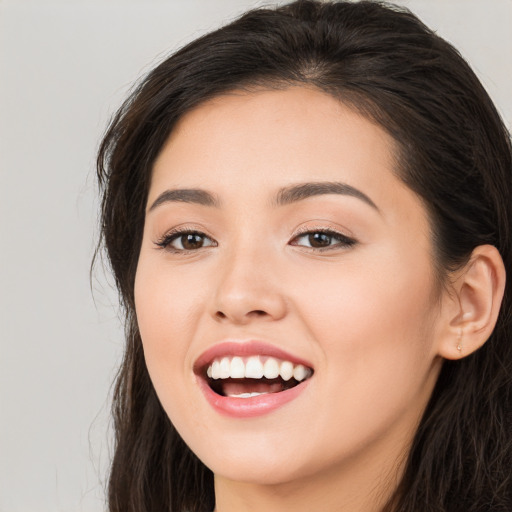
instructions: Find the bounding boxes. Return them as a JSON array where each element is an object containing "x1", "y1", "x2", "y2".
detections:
[
  {"x1": 152, "y1": 87, "x2": 398, "y2": 193},
  {"x1": 151, "y1": 88, "x2": 420, "y2": 222}
]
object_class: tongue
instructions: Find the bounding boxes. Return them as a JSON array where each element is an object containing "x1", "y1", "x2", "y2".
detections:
[{"x1": 221, "y1": 378, "x2": 285, "y2": 397}]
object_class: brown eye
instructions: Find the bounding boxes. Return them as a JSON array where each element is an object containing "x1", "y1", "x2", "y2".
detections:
[
  {"x1": 179, "y1": 233, "x2": 206, "y2": 250},
  {"x1": 308, "y1": 232, "x2": 333, "y2": 248},
  {"x1": 157, "y1": 230, "x2": 216, "y2": 252},
  {"x1": 290, "y1": 230, "x2": 356, "y2": 250}
]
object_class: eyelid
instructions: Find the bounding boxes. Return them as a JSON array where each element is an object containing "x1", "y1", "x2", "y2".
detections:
[{"x1": 292, "y1": 223, "x2": 355, "y2": 239}]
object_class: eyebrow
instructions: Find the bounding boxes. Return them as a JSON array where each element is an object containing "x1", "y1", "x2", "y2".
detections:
[
  {"x1": 148, "y1": 181, "x2": 378, "y2": 212},
  {"x1": 148, "y1": 188, "x2": 220, "y2": 211},
  {"x1": 274, "y1": 181, "x2": 379, "y2": 210}
]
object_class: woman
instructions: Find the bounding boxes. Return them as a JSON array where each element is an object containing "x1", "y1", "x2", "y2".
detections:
[{"x1": 96, "y1": 1, "x2": 512, "y2": 510}]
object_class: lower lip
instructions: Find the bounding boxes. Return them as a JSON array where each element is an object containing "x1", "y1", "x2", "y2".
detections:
[{"x1": 196, "y1": 376, "x2": 311, "y2": 418}]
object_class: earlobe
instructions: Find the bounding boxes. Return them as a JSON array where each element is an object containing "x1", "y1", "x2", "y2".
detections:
[{"x1": 438, "y1": 245, "x2": 506, "y2": 361}]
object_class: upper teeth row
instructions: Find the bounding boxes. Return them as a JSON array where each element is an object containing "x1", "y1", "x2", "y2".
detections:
[{"x1": 206, "y1": 356, "x2": 311, "y2": 382}]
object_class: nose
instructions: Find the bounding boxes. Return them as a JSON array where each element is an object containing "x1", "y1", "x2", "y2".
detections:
[{"x1": 211, "y1": 245, "x2": 287, "y2": 325}]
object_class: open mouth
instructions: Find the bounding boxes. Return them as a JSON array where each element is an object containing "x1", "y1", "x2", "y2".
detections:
[{"x1": 203, "y1": 355, "x2": 314, "y2": 398}]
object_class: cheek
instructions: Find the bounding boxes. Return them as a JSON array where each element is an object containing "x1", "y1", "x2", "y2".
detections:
[
  {"x1": 135, "y1": 253, "x2": 206, "y2": 333},
  {"x1": 300, "y1": 248, "x2": 435, "y2": 341},
  {"x1": 134, "y1": 258, "x2": 205, "y2": 399},
  {"x1": 295, "y1": 248, "x2": 438, "y2": 418}
]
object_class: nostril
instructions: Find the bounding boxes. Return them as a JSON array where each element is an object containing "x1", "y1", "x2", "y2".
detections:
[{"x1": 214, "y1": 309, "x2": 268, "y2": 321}]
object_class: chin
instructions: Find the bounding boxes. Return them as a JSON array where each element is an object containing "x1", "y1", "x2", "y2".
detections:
[
  {"x1": 178, "y1": 424, "x2": 314, "y2": 485},
  {"x1": 208, "y1": 454, "x2": 311, "y2": 486}
]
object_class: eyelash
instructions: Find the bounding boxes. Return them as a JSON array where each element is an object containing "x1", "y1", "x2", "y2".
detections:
[
  {"x1": 154, "y1": 227, "x2": 356, "y2": 253},
  {"x1": 155, "y1": 228, "x2": 217, "y2": 253},
  {"x1": 290, "y1": 227, "x2": 357, "y2": 251}
]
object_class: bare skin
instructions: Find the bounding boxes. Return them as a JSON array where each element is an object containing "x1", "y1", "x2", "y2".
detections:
[{"x1": 134, "y1": 87, "x2": 505, "y2": 511}]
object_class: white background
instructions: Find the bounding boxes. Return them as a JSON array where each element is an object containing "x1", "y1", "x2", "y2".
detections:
[{"x1": 0, "y1": 1, "x2": 510, "y2": 510}]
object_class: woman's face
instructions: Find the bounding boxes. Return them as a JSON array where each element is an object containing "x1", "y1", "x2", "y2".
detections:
[{"x1": 135, "y1": 87, "x2": 446, "y2": 487}]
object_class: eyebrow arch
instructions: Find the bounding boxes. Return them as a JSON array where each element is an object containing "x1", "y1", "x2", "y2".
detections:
[
  {"x1": 148, "y1": 188, "x2": 220, "y2": 212},
  {"x1": 273, "y1": 181, "x2": 379, "y2": 211}
]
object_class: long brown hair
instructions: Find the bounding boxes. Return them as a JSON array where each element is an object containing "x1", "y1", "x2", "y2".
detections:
[{"x1": 97, "y1": 1, "x2": 512, "y2": 510}]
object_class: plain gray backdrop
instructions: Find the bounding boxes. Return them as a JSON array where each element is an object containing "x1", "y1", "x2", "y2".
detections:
[{"x1": 0, "y1": 0, "x2": 510, "y2": 510}]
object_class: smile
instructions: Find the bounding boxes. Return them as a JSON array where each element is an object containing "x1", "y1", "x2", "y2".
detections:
[
  {"x1": 195, "y1": 341, "x2": 314, "y2": 417},
  {"x1": 207, "y1": 355, "x2": 312, "y2": 397}
]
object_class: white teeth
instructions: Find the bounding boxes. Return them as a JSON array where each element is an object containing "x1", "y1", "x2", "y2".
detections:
[
  {"x1": 228, "y1": 391, "x2": 269, "y2": 398},
  {"x1": 293, "y1": 364, "x2": 308, "y2": 381},
  {"x1": 211, "y1": 360, "x2": 220, "y2": 379},
  {"x1": 245, "y1": 356, "x2": 264, "y2": 378},
  {"x1": 206, "y1": 355, "x2": 312, "y2": 382},
  {"x1": 280, "y1": 361, "x2": 294, "y2": 381},
  {"x1": 263, "y1": 357, "x2": 280, "y2": 379},
  {"x1": 230, "y1": 356, "x2": 245, "y2": 378},
  {"x1": 219, "y1": 357, "x2": 231, "y2": 379}
]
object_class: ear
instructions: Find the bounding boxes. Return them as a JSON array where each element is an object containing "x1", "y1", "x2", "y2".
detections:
[{"x1": 437, "y1": 245, "x2": 506, "y2": 360}]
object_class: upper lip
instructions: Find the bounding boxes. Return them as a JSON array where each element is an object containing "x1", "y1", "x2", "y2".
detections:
[{"x1": 193, "y1": 340, "x2": 314, "y2": 375}]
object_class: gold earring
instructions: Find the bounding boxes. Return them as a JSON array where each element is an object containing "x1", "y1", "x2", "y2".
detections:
[{"x1": 457, "y1": 329, "x2": 463, "y2": 353}]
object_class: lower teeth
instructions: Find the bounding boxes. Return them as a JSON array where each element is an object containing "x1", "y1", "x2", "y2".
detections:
[{"x1": 229, "y1": 392, "x2": 270, "y2": 398}]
